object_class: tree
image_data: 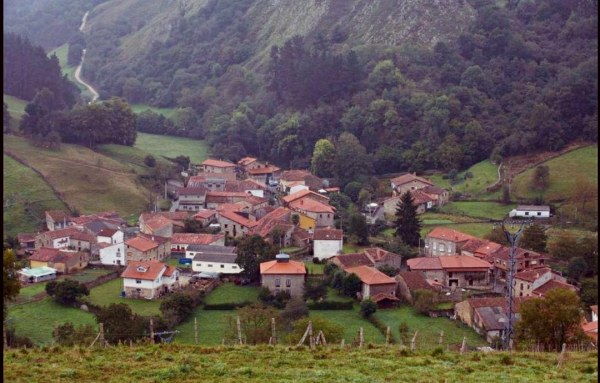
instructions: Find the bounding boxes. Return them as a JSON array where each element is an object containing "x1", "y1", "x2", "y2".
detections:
[
  {"x1": 368, "y1": 60, "x2": 404, "y2": 91},
  {"x1": 394, "y1": 191, "x2": 422, "y2": 247},
  {"x1": 571, "y1": 176, "x2": 598, "y2": 213},
  {"x1": 377, "y1": 264, "x2": 400, "y2": 277},
  {"x1": 56, "y1": 322, "x2": 96, "y2": 346},
  {"x1": 567, "y1": 257, "x2": 587, "y2": 282},
  {"x1": 359, "y1": 298, "x2": 377, "y2": 318},
  {"x1": 530, "y1": 165, "x2": 550, "y2": 190},
  {"x1": 518, "y1": 225, "x2": 547, "y2": 252},
  {"x1": 286, "y1": 316, "x2": 344, "y2": 344},
  {"x1": 3, "y1": 249, "x2": 20, "y2": 318},
  {"x1": 235, "y1": 235, "x2": 278, "y2": 282},
  {"x1": 45, "y1": 279, "x2": 89, "y2": 306},
  {"x1": 144, "y1": 155, "x2": 156, "y2": 167},
  {"x1": 226, "y1": 304, "x2": 279, "y2": 344},
  {"x1": 484, "y1": 226, "x2": 510, "y2": 246},
  {"x1": 348, "y1": 213, "x2": 369, "y2": 246},
  {"x1": 342, "y1": 273, "x2": 362, "y2": 298},
  {"x1": 580, "y1": 277, "x2": 598, "y2": 307},
  {"x1": 331, "y1": 270, "x2": 345, "y2": 291},
  {"x1": 303, "y1": 278, "x2": 327, "y2": 302},
  {"x1": 279, "y1": 298, "x2": 309, "y2": 331},
  {"x1": 515, "y1": 288, "x2": 586, "y2": 351},
  {"x1": 159, "y1": 292, "x2": 195, "y2": 327},
  {"x1": 96, "y1": 303, "x2": 148, "y2": 344},
  {"x1": 547, "y1": 236, "x2": 578, "y2": 261},
  {"x1": 333, "y1": 132, "x2": 372, "y2": 188},
  {"x1": 310, "y1": 138, "x2": 335, "y2": 178},
  {"x1": 183, "y1": 218, "x2": 203, "y2": 233},
  {"x1": 413, "y1": 289, "x2": 437, "y2": 314}
]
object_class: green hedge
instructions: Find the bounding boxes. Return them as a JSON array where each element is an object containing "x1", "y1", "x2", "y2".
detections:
[
  {"x1": 306, "y1": 301, "x2": 353, "y2": 310},
  {"x1": 203, "y1": 301, "x2": 253, "y2": 310}
]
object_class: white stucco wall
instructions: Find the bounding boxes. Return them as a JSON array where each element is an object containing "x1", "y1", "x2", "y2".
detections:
[
  {"x1": 509, "y1": 210, "x2": 550, "y2": 218},
  {"x1": 52, "y1": 237, "x2": 71, "y2": 249},
  {"x1": 192, "y1": 261, "x2": 242, "y2": 274},
  {"x1": 99, "y1": 243, "x2": 126, "y2": 266},
  {"x1": 313, "y1": 239, "x2": 343, "y2": 260}
]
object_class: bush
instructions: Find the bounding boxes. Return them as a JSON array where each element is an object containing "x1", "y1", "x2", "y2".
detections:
[
  {"x1": 431, "y1": 347, "x2": 444, "y2": 357},
  {"x1": 45, "y1": 279, "x2": 89, "y2": 306},
  {"x1": 160, "y1": 292, "x2": 196, "y2": 327},
  {"x1": 258, "y1": 288, "x2": 291, "y2": 309},
  {"x1": 377, "y1": 264, "x2": 400, "y2": 277},
  {"x1": 286, "y1": 316, "x2": 344, "y2": 345},
  {"x1": 144, "y1": 155, "x2": 156, "y2": 167},
  {"x1": 204, "y1": 302, "x2": 252, "y2": 310},
  {"x1": 330, "y1": 270, "x2": 344, "y2": 290},
  {"x1": 56, "y1": 322, "x2": 96, "y2": 346},
  {"x1": 303, "y1": 278, "x2": 327, "y2": 302},
  {"x1": 359, "y1": 299, "x2": 377, "y2": 318},
  {"x1": 342, "y1": 273, "x2": 362, "y2": 298},
  {"x1": 306, "y1": 301, "x2": 353, "y2": 310},
  {"x1": 413, "y1": 289, "x2": 438, "y2": 314},
  {"x1": 398, "y1": 322, "x2": 411, "y2": 344},
  {"x1": 279, "y1": 298, "x2": 309, "y2": 331},
  {"x1": 323, "y1": 262, "x2": 339, "y2": 277},
  {"x1": 312, "y1": 257, "x2": 322, "y2": 264}
]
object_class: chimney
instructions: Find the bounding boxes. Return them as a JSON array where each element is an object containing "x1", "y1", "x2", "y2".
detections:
[{"x1": 276, "y1": 253, "x2": 290, "y2": 263}]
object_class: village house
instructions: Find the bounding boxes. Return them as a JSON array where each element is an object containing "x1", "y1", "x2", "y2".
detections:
[
  {"x1": 313, "y1": 227, "x2": 343, "y2": 260},
  {"x1": 206, "y1": 191, "x2": 253, "y2": 209},
  {"x1": 138, "y1": 233, "x2": 171, "y2": 259},
  {"x1": 29, "y1": 247, "x2": 89, "y2": 274},
  {"x1": 406, "y1": 256, "x2": 493, "y2": 289},
  {"x1": 35, "y1": 227, "x2": 95, "y2": 250},
  {"x1": 390, "y1": 173, "x2": 433, "y2": 196},
  {"x1": 176, "y1": 186, "x2": 208, "y2": 211},
  {"x1": 124, "y1": 236, "x2": 164, "y2": 262},
  {"x1": 192, "y1": 209, "x2": 218, "y2": 227},
  {"x1": 69, "y1": 231, "x2": 96, "y2": 252},
  {"x1": 18, "y1": 266, "x2": 57, "y2": 284},
  {"x1": 121, "y1": 261, "x2": 179, "y2": 299},
  {"x1": 282, "y1": 189, "x2": 330, "y2": 206},
  {"x1": 331, "y1": 252, "x2": 373, "y2": 270},
  {"x1": 190, "y1": 246, "x2": 241, "y2": 275},
  {"x1": 460, "y1": 238, "x2": 503, "y2": 259},
  {"x1": 289, "y1": 198, "x2": 335, "y2": 229},
  {"x1": 278, "y1": 170, "x2": 325, "y2": 193},
  {"x1": 509, "y1": 205, "x2": 551, "y2": 219},
  {"x1": 383, "y1": 190, "x2": 435, "y2": 217},
  {"x1": 98, "y1": 242, "x2": 126, "y2": 266},
  {"x1": 249, "y1": 216, "x2": 295, "y2": 247},
  {"x1": 291, "y1": 226, "x2": 311, "y2": 249},
  {"x1": 45, "y1": 210, "x2": 73, "y2": 231},
  {"x1": 491, "y1": 246, "x2": 548, "y2": 283},
  {"x1": 17, "y1": 233, "x2": 36, "y2": 254},
  {"x1": 139, "y1": 215, "x2": 174, "y2": 238},
  {"x1": 199, "y1": 158, "x2": 237, "y2": 176},
  {"x1": 512, "y1": 267, "x2": 575, "y2": 297},
  {"x1": 171, "y1": 233, "x2": 225, "y2": 253},
  {"x1": 330, "y1": 248, "x2": 402, "y2": 270},
  {"x1": 395, "y1": 271, "x2": 440, "y2": 303},
  {"x1": 582, "y1": 305, "x2": 598, "y2": 343},
  {"x1": 217, "y1": 209, "x2": 258, "y2": 238},
  {"x1": 345, "y1": 265, "x2": 399, "y2": 305},
  {"x1": 260, "y1": 253, "x2": 306, "y2": 298},
  {"x1": 423, "y1": 227, "x2": 478, "y2": 257},
  {"x1": 97, "y1": 227, "x2": 124, "y2": 245},
  {"x1": 247, "y1": 164, "x2": 282, "y2": 185}
]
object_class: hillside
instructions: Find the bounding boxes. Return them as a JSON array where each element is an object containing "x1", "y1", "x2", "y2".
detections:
[
  {"x1": 3, "y1": 345, "x2": 597, "y2": 382},
  {"x1": 2, "y1": 135, "x2": 163, "y2": 222}
]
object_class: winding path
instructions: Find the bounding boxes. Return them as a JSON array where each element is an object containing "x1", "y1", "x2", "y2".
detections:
[{"x1": 74, "y1": 11, "x2": 99, "y2": 103}]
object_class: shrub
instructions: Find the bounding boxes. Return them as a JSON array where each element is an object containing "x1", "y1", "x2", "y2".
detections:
[
  {"x1": 359, "y1": 299, "x2": 377, "y2": 318},
  {"x1": 342, "y1": 273, "x2": 362, "y2": 298},
  {"x1": 286, "y1": 317, "x2": 344, "y2": 345},
  {"x1": 500, "y1": 355, "x2": 513, "y2": 365},
  {"x1": 413, "y1": 289, "x2": 437, "y2": 314},
  {"x1": 258, "y1": 288, "x2": 291, "y2": 309},
  {"x1": 279, "y1": 298, "x2": 309, "y2": 331},
  {"x1": 144, "y1": 155, "x2": 156, "y2": 167},
  {"x1": 306, "y1": 301, "x2": 353, "y2": 310},
  {"x1": 45, "y1": 279, "x2": 89, "y2": 306},
  {"x1": 204, "y1": 302, "x2": 252, "y2": 310},
  {"x1": 377, "y1": 264, "x2": 400, "y2": 277},
  {"x1": 303, "y1": 278, "x2": 327, "y2": 302},
  {"x1": 431, "y1": 347, "x2": 444, "y2": 357},
  {"x1": 56, "y1": 322, "x2": 96, "y2": 346},
  {"x1": 331, "y1": 270, "x2": 344, "y2": 290},
  {"x1": 160, "y1": 292, "x2": 195, "y2": 327},
  {"x1": 398, "y1": 322, "x2": 411, "y2": 344},
  {"x1": 312, "y1": 257, "x2": 322, "y2": 264},
  {"x1": 323, "y1": 262, "x2": 339, "y2": 277}
]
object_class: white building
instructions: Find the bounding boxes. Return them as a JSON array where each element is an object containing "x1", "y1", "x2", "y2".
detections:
[
  {"x1": 18, "y1": 266, "x2": 57, "y2": 283},
  {"x1": 313, "y1": 227, "x2": 343, "y2": 261},
  {"x1": 192, "y1": 251, "x2": 242, "y2": 275},
  {"x1": 185, "y1": 244, "x2": 236, "y2": 259},
  {"x1": 509, "y1": 205, "x2": 550, "y2": 218},
  {"x1": 121, "y1": 261, "x2": 179, "y2": 299},
  {"x1": 99, "y1": 242, "x2": 126, "y2": 266},
  {"x1": 97, "y1": 228, "x2": 124, "y2": 245}
]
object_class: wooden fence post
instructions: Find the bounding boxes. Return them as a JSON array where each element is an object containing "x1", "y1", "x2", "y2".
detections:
[
  {"x1": 99, "y1": 323, "x2": 105, "y2": 347},
  {"x1": 150, "y1": 318, "x2": 154, "y2": 344},
  {"x1": 271, "y1": 317, "x2": 277, "y2": 345},
  {"x1": 237, "y1": 316, "x2": 243, "y2": 345},
  {"x1": 309, "y1": 321, "x2": 315, "y2": 350},
  {"x1": 54, "y1": 322, "x2": 59, "y2": 344},
  {"x1": 410, "y1": 331, "x2": 417, "y2": 352},
  {"x1": 385, "y1": 326, "x2": 391, "y2": 345},
  {"x1": 557, "y1": 343, "x2": 567, "y2": 368},
  {"x1": 460, "y1": 336, "x2": 467, "y2": 354},
  {"x1": 194, "y1": 317, "x2": 198, "y2": 344},
  {"x1": 439, "y1": 331, "x2": 444, "y2": 345},
  {"x1": 340, "y1": 338, "x2": 345, "y2": 349},
  {"x1": 359, "y1": 327, "x2": 364, "y2": 349}
]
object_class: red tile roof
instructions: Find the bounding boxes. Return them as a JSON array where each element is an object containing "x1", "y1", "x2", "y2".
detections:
[
  {"x1": 411, "y1": 189, "x2": 436, "y2": 205},
  {"x1": 70, "y1": 231, "x2": 96, "y2": 242},
  {"x1": 260, "y1": 259, "x2": 306, "y2": 275},
  {"x1": 289, "y1": 198, "x2": 335, "y2": 213},
  {"x1": 143, "y1": 216, "x2": 174, "y2": 231},
  {"x1": 332, "y1": 253, "x2": 374, "y2": 269},
  {"x1": 465, "y1": 296, "x2": 529, "y2": 312},
  {"x1": 201, "y1": 159, "x2": 237, "y2": 168},
  {"x1": 438, "y1": 256, "x2": 492, "y2": 271},
  {"x1": 208, "y1": 191, "x2": 250, "y2": 198},
  {"x1": 163, "y1": 265, "x2": 178, "y2": 277},
  {"x1": 45, "y1": 210, "x2": 71, "y2": 222},
  {"x1": 171, "y1": 233, "x2": 224, "y2": 245},
  {"x1": 406, "y1": 257, "x2": 442, "y2": 271},
  {"x1": 262, "y1": 207, "x2": 291, "y2": 221},
  {"x1": 138, "y1": 233, "x2": 171, "y2": 245},
  {"x1": 514, "y1": 267, "x2": 552, "y2": 283},
  {"x1": 345, "y1": 266, "x2": 397, "y2": 285},
  {"x1": 492, "y1": 247, "x2": 545, "y2": 262},
  {"x1": 390, "y1": 173, "x2": 433, "y2": 188},
  {"x1": 279, "y1": 169, "x2": 312, "y2": 181},
  {"x1": 193, "y1": 210, "x2": 217, "y2": 220},
  {"x1": 292, "y1": 227, "x2": 310, "y2": 241},
  {"x1": 248, "y1": 165, "x2": 281, "y2": 175},
  {"x1": 218, "y1": 210, "x2": 258, "y2": 228},
  {"x1": 371, "y1": 293, "x2": 400, "y2": 303},
  {"x1": 17, "y1": 233, "x2": 36, "y2": 243},
  {"x1": 39, "y1": 227, "x2": 80, "y2": 240},
  {"x1": 121, "y1": 261, "x2": 166, "y2": 281},
  {"x1": 238, "y1": 157, "x2": 258, "y2": 166},
  {"x1": 313, "y1": 227, "x2": 343, "y2": 240},
  {"x1": 178, "y1": 186, "x2": 208, "y2": 196},
  {"x1": 282, "y1": 189, "x2": 329, "y2": 204},
  {"x1": 125, "y1": 236, "x2": 159, "y2": 252},
  {"x1": 29, "y1": 247, "x2": 61, "y2": 262},
  {"x1": 396, "y1": 271, "x2": 437, "y2": 291},
  {"x1": 532, "y1": 279, "x2": 576, "y2": 297},
  {"x1": 97, "y1": 228, "x2": 118, "y2": 237},
  {"x1": 364, "y1": 247, "x2": 398, "y2": 262},
  {"x1": 426, "y1": 227, "x2": 477, "y2": 243}
]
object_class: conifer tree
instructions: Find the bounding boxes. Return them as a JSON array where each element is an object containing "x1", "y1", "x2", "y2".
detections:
[{"x1": 394, "y1": 191, "x2": 422, "y2": 247}]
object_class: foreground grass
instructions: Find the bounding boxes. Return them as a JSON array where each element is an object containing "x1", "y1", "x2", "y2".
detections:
[
  {"x1": 6, "y1": 298, "x2": 97, "y2": 345},
  {"x1": 4, "y1": 344, "x2": 597, "y2": 382},
  {"x1": 3, "y1": 135, "x2": 150, "y2": 216},
  {"x1": 3, "y1": 153, "x2": 68, "y2": 236},
  {"x1": 135, "y1": 132, "x2": 208, "y2": 164},
  {"x1": 85, "y1": 278, "x2": 161, "y2": 316},
  {"x1": 512, "y1": 145, "x2": 598, "y2": 202}
]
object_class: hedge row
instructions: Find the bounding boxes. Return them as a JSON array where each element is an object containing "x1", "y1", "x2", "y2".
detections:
[
  {"x1": 203, "y1": 301, "x2": 253, "y2": 310},
  {"x1": 307, "y1": 301, "x2": 353, "y2": 310}
]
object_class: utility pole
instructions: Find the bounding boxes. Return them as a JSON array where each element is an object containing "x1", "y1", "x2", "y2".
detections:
[{"x1": 501, "y1": 220, "x2": 525, "y2": 351}]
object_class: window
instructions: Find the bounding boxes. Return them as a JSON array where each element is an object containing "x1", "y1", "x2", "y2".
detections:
[
  {"x1": 448, "y1": 273, "x2": 453, "y2": 278},
  {"x1": 208, "y1": 264, "x2": 213, "y2": 267},
  {"x1": 433, "y1": 243, "x2": 437, "y2": 250},
  {"x1": 439, "y1": 244, "x2": 445, "y2": 252},
  {"x1": 525, "y1": 212, "x2": 529, "y2": 216},
  {"x1": 220, "y1": 265, "x2": 225, "y2": 268},
  {"x1": 232, "y1": 266, "x2": 237, "y2": 269},
  {"x1": 520, "y1": 283, "x2": 523, "y2": 290},
  {"x1": 136, "y1": 279, "x2": 142, "y2": 284},
  {"x1": 537, "y1": 212, "x2": 541, "y2": 216},
  {"x1": 196, "y1": 263, "x2": 201, "y2": 267},
  {"x1": 275, "y1": 279, "x2": 281, "y2": 287},
  {"x1": 224, "y1": 224, "x2": 228, "y2": 228},
  {"x1": 286, "y1": 279, "x2": 291, "y2": 287}
]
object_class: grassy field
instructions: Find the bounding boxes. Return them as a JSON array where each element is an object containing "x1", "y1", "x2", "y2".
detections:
[
  {"x1": 430, "y1": 160, "x2": 500, "y2": 198},
  {"x1": 3, "y1": 94, "x2": 28, "y2": 129},
  {"x1": 174, "y1": 309, "x2": 233, "y2": 345},
  {"x1": 342, "y1": 244, "x2": 369, "y2": 254},
  {"x1": 440, "y1": 201, "x2": 516, "y2": 220},
  {"x1": 304, "y1": 261, "x2": 325, "y2": 274},
  {"x1": 6, "y1": 298, "x2": 98, "y2": 345},
  {"x1": 84, "y1": 278, "x2": 162, "y2": 316},
  {"x1": 96, "y1": 143, "x2": 172, "y2": 174},
  {"x1": 512, "y1": 145, "x2": 598, "y2": 202},
  {"x1": 3, "y1": 346, "x2": 597, "y2": 383},
  {"x1": 130, "y1": 104, "x2": 178, "y2": 119},
  {"x1": 135, "y1": 133, "x2": 209, "y2": 164},
  {"x1": 3, "y1": 135, "x2": 151, "y2": 217},
  {"x1": 204, "y1": 283, "x2": 260, "y2": 305},
  {"x1": 3, "y1": 153, "x2": 68, "y2": 236},
  {"x1": 376, "y1": 306, "x2": 486, "y2": 349}
]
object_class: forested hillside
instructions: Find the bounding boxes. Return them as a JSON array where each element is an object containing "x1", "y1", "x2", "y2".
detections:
[{"x1": 4, "y1": 0, "x2": 598, "y2": 186}]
